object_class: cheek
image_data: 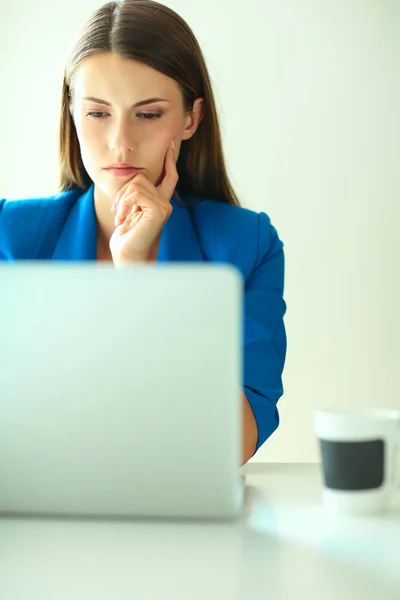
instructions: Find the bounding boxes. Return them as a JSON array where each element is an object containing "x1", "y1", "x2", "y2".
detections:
[
  {"x1": 144, "y1": 127, "x2": 178, "y2": 187},
  {"x1": 76, "y1": 120, "x2": 104, "y2": 164},
  {"x1": 79, "y1": 120, "x2": 99, "y2": 146},
  {"x1": 145, "y1": 124, "x2": 177, "y2": 151},
  {"x1": 154, "y1": 125, "x2": 181, "y2": 164}
]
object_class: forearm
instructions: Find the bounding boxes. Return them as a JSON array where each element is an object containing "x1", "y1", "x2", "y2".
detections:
[{"x1": 241, "y1": 392, "x2": 258, "y2": 465}]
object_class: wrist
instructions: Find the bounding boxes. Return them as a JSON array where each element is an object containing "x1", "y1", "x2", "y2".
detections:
[
  {"x1": 112, "y1": 253, "x2": 150, "y2": 268},
  {"x1": 111, "y1": 236, "x2": 161, "y2": 267}
]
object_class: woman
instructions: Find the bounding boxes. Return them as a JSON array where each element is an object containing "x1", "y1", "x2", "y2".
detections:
[{"x1": 0, "y1": 0, "x2": 287, "y2": 464}]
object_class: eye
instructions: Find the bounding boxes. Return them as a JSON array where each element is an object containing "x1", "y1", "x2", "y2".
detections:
[
  {"x1": 137, "y1": 112, "x2": 162, "y2": 120},
  {"x1": 85, "y1": 111, "x2": 162, "y2": 120},
  {"x1": 86, "y1": 111, "x2": 107, "y2": 119}
]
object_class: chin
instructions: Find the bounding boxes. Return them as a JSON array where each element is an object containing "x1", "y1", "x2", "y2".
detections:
[{"x1": 93, "y1": 181, "x2": 114, "y2": 204}]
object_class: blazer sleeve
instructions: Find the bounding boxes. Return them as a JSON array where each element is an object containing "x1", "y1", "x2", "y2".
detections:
[
  {"x1": 243, "y1": 211, "x2": 287, "y2": 455},
  {"x1": 0, "y1": 198, "x2": 7, "y2": 258}
]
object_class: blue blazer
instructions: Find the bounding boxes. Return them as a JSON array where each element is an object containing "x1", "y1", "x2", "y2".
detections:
[{"x1": 0, "y1": 183, "x2": 287, "y2": 454}]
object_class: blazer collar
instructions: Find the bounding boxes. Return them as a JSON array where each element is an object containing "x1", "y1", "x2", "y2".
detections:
[{"x1": 52, "y1": 183, "x2": 205, "y2": 263}]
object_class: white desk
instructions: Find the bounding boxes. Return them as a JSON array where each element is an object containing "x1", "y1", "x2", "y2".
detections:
[{"x1": 0, "y1": 463, "x2": 398, "y2": 600}]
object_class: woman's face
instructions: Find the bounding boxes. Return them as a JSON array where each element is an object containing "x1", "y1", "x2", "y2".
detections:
[{"x1": 70, "y1": 52, "x2": 203, "y2": 202}]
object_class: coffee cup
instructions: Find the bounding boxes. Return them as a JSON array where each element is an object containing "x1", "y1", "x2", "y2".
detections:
[{"x1": 313, "y1": 409, "x2": 400, "y2": 515}]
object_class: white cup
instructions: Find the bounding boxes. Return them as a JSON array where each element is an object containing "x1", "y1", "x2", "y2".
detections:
[{"x1": 313, "y1": 409, "x2": 400, "y2": 515}]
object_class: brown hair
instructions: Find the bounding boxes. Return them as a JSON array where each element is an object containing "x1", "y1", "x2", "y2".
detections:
[{"x1": 58, "y1": 0, "x2": 241, "y2": 206}]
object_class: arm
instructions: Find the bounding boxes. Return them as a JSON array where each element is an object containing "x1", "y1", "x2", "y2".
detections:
[
  {"x1": 241, "y1": 212, "x2": 287, "y2": 463},
  {"x1": 241, "y1": 391, "x2": 258, "y2": 465},
  {"x1": 0, "y1": 199, "x2": 6, "y2": 259}
]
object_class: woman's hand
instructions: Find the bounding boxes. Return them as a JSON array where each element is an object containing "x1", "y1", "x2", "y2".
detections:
[{"x1": 109, "y1": 140, "x2": 178, "y2": 266}]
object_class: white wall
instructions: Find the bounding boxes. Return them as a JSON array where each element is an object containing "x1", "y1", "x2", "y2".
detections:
[{"x1": 1, "y1": 0, "x2": 399, "y2": 461}]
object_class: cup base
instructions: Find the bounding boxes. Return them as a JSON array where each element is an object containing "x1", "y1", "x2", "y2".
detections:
[{"x1": 322, "y1": 488, "x2": 388, "y2": 516}]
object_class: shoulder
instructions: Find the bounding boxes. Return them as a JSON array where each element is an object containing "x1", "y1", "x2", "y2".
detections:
[
  {"x1": 186, "y1": 196, "x2": 284, "y2": 280},
  {"x1": 0, "y1": 187, "x2": 81, "y2": 216},
  {"x1": 0, "y1": 188, "x2": 82, "y2": 259}
]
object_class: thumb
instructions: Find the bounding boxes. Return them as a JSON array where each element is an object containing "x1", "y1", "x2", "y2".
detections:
[{"x1": 158, "y1": 140, "x2": 179, "y2": 197}]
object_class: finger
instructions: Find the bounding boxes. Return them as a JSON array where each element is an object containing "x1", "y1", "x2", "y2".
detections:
[
  {"x1": 119, "y1": 207, "x2": 143, "y2": 234},
  {"x1": 116, "y1": 209, "x2": 141, "y2": 230},
  {"x1": 111, "y1": 179, "x2": 133, "y2": 212},
  {"x1": 115, "y1": 191, "x2": 141, "y2": 226},
  {"x1": 111, "y1": 174, "x2": 149, "y2": 213},
  {"x1": 158, "y1": 140, "x2": 179, "y2": 200},
  {"x1": 130, "y1": 173, "x2": 156, "y2": 194},
  {"x1": 128, "y1": 207, "x2": 143, "y2": 227},
  {"x1": 113, "y1": 180, "x2": 149, "y2": 220}
]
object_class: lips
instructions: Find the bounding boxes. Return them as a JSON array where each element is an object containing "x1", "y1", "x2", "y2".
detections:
[
  {"x1": 105, "y1": 166, "x2": 142, "y2": 178},
  {"x1": 106, "y1": 163, "x2": 139, "y2": 169}
]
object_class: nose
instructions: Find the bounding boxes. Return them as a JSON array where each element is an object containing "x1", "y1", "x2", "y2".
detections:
[{"x1": 109, "y1": 117, "x2": 137, "y2": 153}]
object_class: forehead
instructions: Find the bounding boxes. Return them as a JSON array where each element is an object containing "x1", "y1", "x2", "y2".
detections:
[{"x1": 73, "y1": 52, "x2": 181, "y2": 101}]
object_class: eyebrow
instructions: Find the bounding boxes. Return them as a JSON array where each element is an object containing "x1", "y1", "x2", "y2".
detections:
[{"x1": 82, "y1": 96, "x2": 170, "y2": 108}]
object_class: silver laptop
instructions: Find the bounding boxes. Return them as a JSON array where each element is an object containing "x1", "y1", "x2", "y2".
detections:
[{"x1": 0, "y1": 262, "x2": 244, "y2": 520}]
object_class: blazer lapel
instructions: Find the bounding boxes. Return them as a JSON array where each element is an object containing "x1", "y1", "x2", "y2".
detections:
[
  {"x1": 52, "y1": 185, "x2": 97, "y2": 261},
  {"x1": 52, "y1": 184, "x2": 205, "y2": 263},
  {"x1": 157, "y1": 197, "x2": 205, "y2": 263}
]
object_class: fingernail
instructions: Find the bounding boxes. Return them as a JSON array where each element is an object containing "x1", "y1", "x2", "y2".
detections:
[{"x1": 114, "y1": 214, "x2": 119, "y2": 227}]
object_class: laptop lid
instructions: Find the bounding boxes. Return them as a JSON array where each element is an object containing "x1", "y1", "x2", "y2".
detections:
[{"x1": 0, "y1": 263, "x2": 243, "y2": 520}]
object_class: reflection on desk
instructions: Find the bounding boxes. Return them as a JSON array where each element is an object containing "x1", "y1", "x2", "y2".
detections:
[{"x1": 0, "y1": 463, "x2": 398, "y2": 600}]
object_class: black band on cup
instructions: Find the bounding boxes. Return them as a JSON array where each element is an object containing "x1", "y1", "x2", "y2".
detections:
[{"x1": 319, "y1": 439, "x2": 384, "y2": 491}]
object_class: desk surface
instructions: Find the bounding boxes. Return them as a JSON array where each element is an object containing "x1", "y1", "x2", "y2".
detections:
[{"x1": 0, "y1": 463, "x2": 399, "y2": 600}]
